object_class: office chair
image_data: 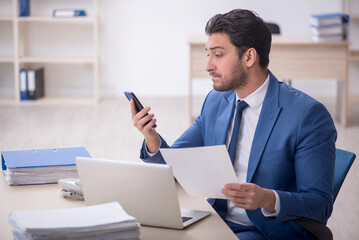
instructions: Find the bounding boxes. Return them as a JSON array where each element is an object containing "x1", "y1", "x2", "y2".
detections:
[
  {"x1": 265, "y1": 22, "x2": 280, "y2": 34},
  {"x1": 294, "y1": 149, "x2": 356, "y2": 240}
]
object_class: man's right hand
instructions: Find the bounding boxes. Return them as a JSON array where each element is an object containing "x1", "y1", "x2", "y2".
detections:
[{"x1": 130, "y1": 99, "x2": 161, "y2": 153}]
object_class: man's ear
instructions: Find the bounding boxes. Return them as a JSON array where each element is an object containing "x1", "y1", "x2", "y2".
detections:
[{"x1": 243, "y1": 48, "x2": 257, "y2": 68}]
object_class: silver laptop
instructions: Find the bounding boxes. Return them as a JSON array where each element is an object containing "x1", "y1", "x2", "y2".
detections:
[{"x1": 76, "y1": 157, "x2": 211, "y2": 229}]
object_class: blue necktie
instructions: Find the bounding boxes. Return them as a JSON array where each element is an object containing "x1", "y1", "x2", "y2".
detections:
[
  {"x1": 228, "y1": 100, "x2": 249, "y2": 163},
  {"x1": 213, "y1": 100, "x2": 248, "y2": 220}
]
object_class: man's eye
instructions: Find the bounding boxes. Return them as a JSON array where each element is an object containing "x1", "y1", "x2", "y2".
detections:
[{"x1": 206, "y1": 53, "x2": 223, "y2": 57}]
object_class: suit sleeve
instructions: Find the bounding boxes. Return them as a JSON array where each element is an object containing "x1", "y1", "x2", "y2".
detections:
[
  {"x1": 139, "y1": 92, "x2": 214, "y2": 164},
  {"x1": 275, "y1": 102, "x2": 337, "y2": 223}
]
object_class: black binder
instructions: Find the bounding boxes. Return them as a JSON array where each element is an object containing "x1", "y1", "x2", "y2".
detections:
[{"x1": 28, "y1": 68, "x2": 45, "y2": 100}]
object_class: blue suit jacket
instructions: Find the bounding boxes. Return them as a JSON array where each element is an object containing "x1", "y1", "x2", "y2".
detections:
[{"x1": 140, "y1": 72, "x2": 337, "y2": 239}]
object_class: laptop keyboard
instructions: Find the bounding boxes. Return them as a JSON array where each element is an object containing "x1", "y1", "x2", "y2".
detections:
[{"x1": 182, "y1": 216, "x2": 193, "y2": 223}]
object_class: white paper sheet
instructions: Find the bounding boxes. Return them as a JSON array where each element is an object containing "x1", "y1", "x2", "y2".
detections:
[
  {"x1": 9, "y1": 202, "x2": 140, "y2": 239},
  {"x1": 9, "y1": 202, "x2": 136, "y2": 230},
  {"x1": 160, "y1": 145, "x2": 238, "y2": 199}
]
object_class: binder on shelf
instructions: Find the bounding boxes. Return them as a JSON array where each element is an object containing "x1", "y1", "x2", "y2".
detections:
[
  {"x1": 28, "y1": 68, "x2": 44, "y2": 100},
  {"x1": 310, "y1": 24, "x2": 345, "y2": 37},
  {"x1": 1, "y1": 147, "x2": 91, "y2": 186},
  {"x1": 309, "y1": 12, "x2": 350, "y2": 42},
  {"x1": 311, "y1": 35, "x2": 344, "y2": 42},
  {"x1": 310, "y1": 12, "x2": 350, "y2": 27},
  {"x1": 53, "y1": 9, "x2": 86, "y2": 18},
  {"x1": 19, "y1": 69, "x2": 28, "y2": 100},
  {"x1": 19, "y1": 0, "x2": 30, "y2": 17}
]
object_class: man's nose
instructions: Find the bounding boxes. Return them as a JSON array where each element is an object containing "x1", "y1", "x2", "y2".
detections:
[{"x1": 206, "y1": 57, "x2": 215, "y2": 72}]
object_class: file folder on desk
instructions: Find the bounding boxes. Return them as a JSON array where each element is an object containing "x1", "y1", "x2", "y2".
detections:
[{"x1": 1, "y1": 147, "x2": 91, "y2": 186}]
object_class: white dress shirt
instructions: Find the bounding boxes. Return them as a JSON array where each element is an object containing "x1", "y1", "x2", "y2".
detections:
[{"x1": 225, "y1": 74, "x2": 280, "y2": 226}]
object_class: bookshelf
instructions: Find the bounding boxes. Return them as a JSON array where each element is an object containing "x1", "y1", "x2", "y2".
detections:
[{"x1": 0, "y1": 0, "x2": 99, "y2": 104}]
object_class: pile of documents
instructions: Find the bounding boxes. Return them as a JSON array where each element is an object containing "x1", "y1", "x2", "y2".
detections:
[
  {"x1": 309, "y1": 12, "x2": 349, "y2": 42},
  {"x1": 1, "y1": 147, "x2": 91, "y2": 185},
  {"x1": 8, "y1": 202, "x2": 140, "y2": 240},
  {"x1": 3, "y1": 165, "x2": 78, "y2": 186}
]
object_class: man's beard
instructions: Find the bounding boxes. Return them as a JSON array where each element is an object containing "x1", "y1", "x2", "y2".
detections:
[{"x1": 212, "y1": 62, "x2": 248, "y2": 92}]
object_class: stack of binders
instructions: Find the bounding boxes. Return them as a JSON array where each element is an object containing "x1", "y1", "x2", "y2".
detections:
[
  {"x1": 9, "y1": 202, "x2": 141, "y2": 240},
  {"x1": 1, "y1": 147, "x2": 91, "y2": 186},
  {"x1": 309, "y1": 12, "x2": 350, "y2": 42},
  {"x1": 19, "y1": 68, "x2": 45, "y2": 101}
]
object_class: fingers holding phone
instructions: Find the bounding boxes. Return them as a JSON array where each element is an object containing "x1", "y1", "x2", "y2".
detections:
[
  {"x1": 125, "y1": 91, "x2": 157, "y2": 128},
  {"x1": 130, "y1": 99, "x2": 157, "y2": 133},
  {"x1": 125, "y1": 91, "x2": 161, "y2": 153}
]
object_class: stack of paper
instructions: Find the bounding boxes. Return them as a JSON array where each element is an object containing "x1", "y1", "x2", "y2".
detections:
[
  {"x1": 1, "y1": 147, "x2": 91, "y2": 186},
  {"x1": 9, "y1": 202, "x2": 140, "y2": 240},
  {"x1": 3, "y1": 165, "x2": 78, "y2": 186},
  {"x1": 309, "y1": 12, "x2": 349, "y2": 42}
]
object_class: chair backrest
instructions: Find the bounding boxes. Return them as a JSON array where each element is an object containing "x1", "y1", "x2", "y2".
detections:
[
  {"x1": 265, "y1": 22, "x2": 281, "y2": 34},
  {"x1": 294, "y1": 149, "x2": 355, "y2": 240},
  {"x1": 334, "y1": 149, "x2": 356, "y2": 202}
]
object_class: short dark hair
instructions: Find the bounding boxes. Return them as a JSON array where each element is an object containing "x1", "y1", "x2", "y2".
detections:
[{"x1": 205, "y1": 9, "x2": 271, "y2": 68}]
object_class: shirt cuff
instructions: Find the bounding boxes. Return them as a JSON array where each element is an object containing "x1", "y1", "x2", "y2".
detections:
[
  {"x1": 261, "y1": 190, "x2": 280, "y2": 217},
  {"x1": 145, "y1": 139, "x2": 161, "y2": 157}
]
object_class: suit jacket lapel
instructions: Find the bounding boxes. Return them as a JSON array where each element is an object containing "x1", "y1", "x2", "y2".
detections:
[
  {"x1": 213, "y1": 91, "x2": 236, "y2": 145},
  {"x1": 247, "y1": 73, "x2": 282, "y2": 183}
]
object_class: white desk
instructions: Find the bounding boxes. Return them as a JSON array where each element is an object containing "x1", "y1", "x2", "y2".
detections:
[
  {"x1": 188, "y1": 36, "x2": 349, "y2": 126},
  {"x1": 0, "y1": 176, "x2": 237, "y2": 240}
]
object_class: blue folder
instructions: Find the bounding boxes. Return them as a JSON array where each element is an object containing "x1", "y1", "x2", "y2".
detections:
[
  {"x1": 310, "y1": 12, "x2": 350, "y2": 23},
  {"x1": 20, "y1": 69, "x2": 28, "y2": 100},
  {"x1": 19, "y1": 0, "x2": 29, "y2": 17},
  {"x1": 1, "y1": 147, "x2": 91, "y2": 171},
  {"x1": 310, "y1": 12, "x2": 350, "y2": 27}
]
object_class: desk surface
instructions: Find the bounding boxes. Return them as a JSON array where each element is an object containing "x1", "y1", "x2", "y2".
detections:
[{"x1": 0, "y1": 175, "x2": 237, "y2": 240}]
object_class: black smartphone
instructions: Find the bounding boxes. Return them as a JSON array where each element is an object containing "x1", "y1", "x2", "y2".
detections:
[{"x1": 124, "y1": 91, "x2": 157, "y2": 128}]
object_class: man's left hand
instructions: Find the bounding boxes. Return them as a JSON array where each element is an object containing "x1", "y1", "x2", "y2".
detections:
[{"x1": 222, "y1": 183, "x2": 276, "y2": 213}]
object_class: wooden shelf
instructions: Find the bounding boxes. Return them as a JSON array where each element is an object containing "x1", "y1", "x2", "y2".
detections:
[
  {"x1": 0, "y1": 16, "x2": 13, "y2": 21},
  {"x1": 0, "y1": 98, "x2": 16, "y2": 105},
  {"x1": 350, "y1": 50, "x2": 359, "y2": 61},
  {"x1": 349, "y1": 14, "x2": 359, "y2": 20},
  {"x1": 21, "y1": 97, "x2": 97, "y2": 105},
  {"x1": 0, "y1": 57, "x2": 14, "y2": 63},
  {"x1": 0, "y1": 97, "x2": 98, "y2": 105},
  {"x1": 350, "y1": 50, "x2": 359, "y2": 57},
  {"x1": 17, "y1": 16, "x2": 96, "y2": 24},
  {"x1": 19, "y1": 56, "x2": 97, "y2": 64}
]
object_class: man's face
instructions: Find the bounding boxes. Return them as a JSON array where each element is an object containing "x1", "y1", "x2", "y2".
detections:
[{"x1": 205, "y1": 33, "x2": 248, "y2": 91}]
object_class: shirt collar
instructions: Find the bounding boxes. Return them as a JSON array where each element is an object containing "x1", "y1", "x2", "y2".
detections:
[{"x1": 236, "y1": 74, "x2": 270, "y2": 110}]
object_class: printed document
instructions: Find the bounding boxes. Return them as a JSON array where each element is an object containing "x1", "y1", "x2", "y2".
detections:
[
  {"x1": 160, "y1": 145, "x2": 238, "y2": 199},
  {"x1": 9, "y1": 202, "x2": 140, "y2": 240}
]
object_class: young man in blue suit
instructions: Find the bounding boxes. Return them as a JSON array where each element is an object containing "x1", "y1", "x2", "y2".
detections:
[{"x1": 130, "y1": 9, "x2": 336, "y2": 240}]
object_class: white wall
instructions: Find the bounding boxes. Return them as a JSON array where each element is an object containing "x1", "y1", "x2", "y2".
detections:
[
  {"x1": 3, "y1": 0, "x2": 355, "y2": 98},
  {"x1": 99, "y1": 0, "x2": 359, "y2": 98}
]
